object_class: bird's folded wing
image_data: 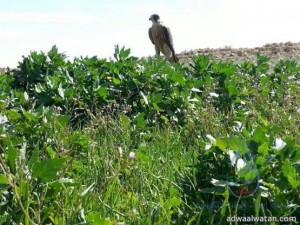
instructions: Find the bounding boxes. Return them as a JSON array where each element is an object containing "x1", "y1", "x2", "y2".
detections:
[
  {"x1": 162, "y1": 26, "x2": 178, "y2": 62},
  {"x1": 148, "y1": 28, "x2": 154, "y2": 44}
]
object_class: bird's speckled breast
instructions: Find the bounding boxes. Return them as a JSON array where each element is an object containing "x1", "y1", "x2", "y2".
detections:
[{"x1": 150, "y1": 24, "x2": 166, "y2": 50}]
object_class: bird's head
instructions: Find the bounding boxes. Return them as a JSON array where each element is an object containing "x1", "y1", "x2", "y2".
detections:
[{"x1": 149, "y1": 14, "x2": 160, "y2": 23}]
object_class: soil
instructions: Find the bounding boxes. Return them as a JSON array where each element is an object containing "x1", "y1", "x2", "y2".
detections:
[{"x1": 178, "y1": 42, "x2": 300, "y2": 68}]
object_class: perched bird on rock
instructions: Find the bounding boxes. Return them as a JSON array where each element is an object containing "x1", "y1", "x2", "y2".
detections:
[{"x1": 148, "y1": 14, "x2": 178, "y2": 62}]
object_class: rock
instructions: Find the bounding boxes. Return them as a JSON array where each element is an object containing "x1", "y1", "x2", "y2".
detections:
[{"x1": 0, "y1": 67, "x2": 6, "y2": 73}]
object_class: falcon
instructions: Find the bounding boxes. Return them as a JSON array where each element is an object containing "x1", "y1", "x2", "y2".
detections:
[{"x1": 148, "y1": 14, "x2": 178, "y2": 62}]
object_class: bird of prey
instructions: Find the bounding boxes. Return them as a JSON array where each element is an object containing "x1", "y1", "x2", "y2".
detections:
[{"x1": 148, "y1": 14, "x2": 178, "y2": 62}]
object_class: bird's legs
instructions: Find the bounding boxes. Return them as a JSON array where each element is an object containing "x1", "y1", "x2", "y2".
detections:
[{"x1": 155, "y1": 46, "x2": 160, "y2": 57}]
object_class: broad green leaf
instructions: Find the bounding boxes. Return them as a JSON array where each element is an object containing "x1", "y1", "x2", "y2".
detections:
[
  {"x1": 112, "y1": 77, "x2": 121, "y2": 84},
  {"x1": 119, "y1": 47, "x2": 131, "y2": 59},
  {"x1": 243, "y1": 168, "x2": 259, "y2": 184},
  {"x1": 19, "y1": 180, "x2": 29, "y2": 199},
  {"x1": 0, "y1": 174, "x2": 9, "y2": 185},
  {"x1": 227, "y1": 136, "x2": 246, "y2": 153},
  {"x1": 48, "y1": 45, "x2": 59, "y2": 58},
  {"x1": 64, "y1": 87, "x2": 74, "y2": 98},
  {"x1": 216, "y1": 136, "x2": 247, "y2": 154},
  {"x1": 216, "y1": 138, "x2": 227, "y2": 152},
  {"x1": 256, "y1": 156, "x2": 266, "y2": 165},
  {"x1": 134, "y1": 112, "x2": 146, "y2": 128},
  {"x1": 0, "y1": 176, "x2": 9, "y2": 190},
  {"x1": 242, "y1": 128, "x2": 251, "y2": 139},
  {"x1": 28, "y1": 147, "x2": 40, "y2": 168},
  {"x1": 225, "y1": 78, "x2": 239, "y2": 97},
  {"x1": 22, "y1": 109, "x2": 36, "y2": 122},
  {"x1": 163, "y1": 197, "x2": 182, "y2": 210},
  {"x1": 282, "y1": 160, "x2": 300, "y2": 189},
  {"x1": 5, "y1": 110, "x2": 21, "y2": 121},
  {"x1": 169, "y1": 72, "x2": 185, "y2": 85},
  {"x1": 252, "y1": 126, "x2": 268, "y2": 144},
  {"x1": 294, "y1": 147, "x2": 300, "y2": 161},
  {"x1": 32, "y1": 158, "x2": 66, "y2": 182},
  {"x1": 97, "y1": 86, "x2": 108, "y2": 99},
  {"x1": 46, "y1": 146, "x2": 57, "y2": 159},
  {"x1": 169, "y1": 187, "x2": 179, "y2": 196},
  {"x1": 258, "y1": 143, "x2": 269, "y2": 156},
  {"x1": 151, "y1": 93, "x2": 162, "y2": 103},
  {"x1": 227, "y1": 84, "x2": 238, "y2": 97},
  {"x1": 56, "y1": 115, "x2": 70, "y2": 127},
  {"x1": 153, "y1": 103, "x2": 161, "y2": 111}
]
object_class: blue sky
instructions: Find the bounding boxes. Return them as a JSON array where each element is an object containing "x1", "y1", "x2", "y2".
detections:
[{"x1": 1, "y1": 0, "x2": 300, "y2": 67}]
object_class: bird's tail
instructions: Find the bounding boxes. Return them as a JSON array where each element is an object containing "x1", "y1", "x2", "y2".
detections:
[
  {"x1": 172, "y1": 53, "x2": 179, "y2": 63},
  {"x1": 168, "y1": 45, "x2": 178, "y2": 63}
]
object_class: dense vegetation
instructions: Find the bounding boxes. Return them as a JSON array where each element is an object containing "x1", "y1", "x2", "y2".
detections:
[{"x1": 0, "y1": 46, "x2": 299, "y2": 224}]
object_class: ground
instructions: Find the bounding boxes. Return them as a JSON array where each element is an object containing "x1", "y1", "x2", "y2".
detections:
[{"x1": 178, "y1": 42, "x2": 300, "y2": 67}]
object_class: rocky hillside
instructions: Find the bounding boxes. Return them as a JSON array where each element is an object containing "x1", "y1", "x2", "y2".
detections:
[
  {"x1": 0, "y1": 67, "x2": 6, "y2": 73},
  {"x1": 178, "y1": 42, "x2": 300, "y2": 67}
]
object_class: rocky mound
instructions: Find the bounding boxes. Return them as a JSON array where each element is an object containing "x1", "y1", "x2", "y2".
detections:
[{"x1": 178, "y1": 42, "x2": 300, "y2": 66}]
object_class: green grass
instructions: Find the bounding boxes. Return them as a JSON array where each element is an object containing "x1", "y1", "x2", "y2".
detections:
[{"x1": 63, "y1": 120, "x2": 195, "y2": 224}]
